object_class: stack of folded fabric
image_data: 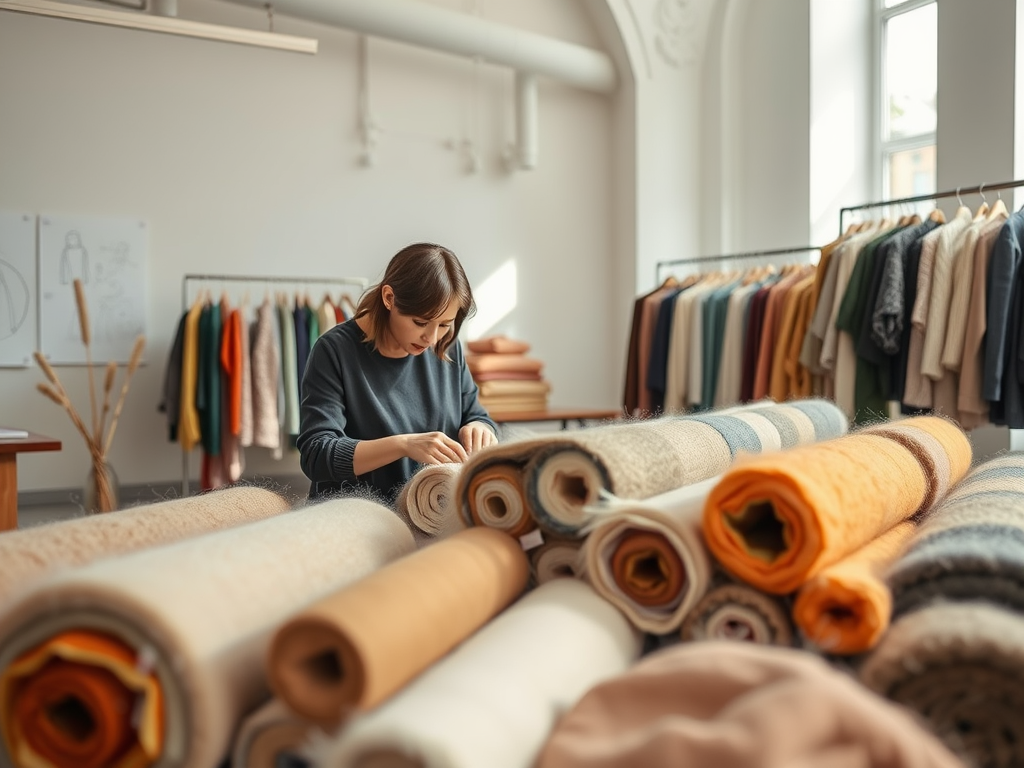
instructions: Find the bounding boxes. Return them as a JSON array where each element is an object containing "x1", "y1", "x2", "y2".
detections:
[{"x1": 467, "y1": 335, "x2": 550, "y2": 413}]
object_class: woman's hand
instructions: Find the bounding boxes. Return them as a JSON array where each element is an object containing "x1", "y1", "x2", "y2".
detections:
[
  {"x1": 405, "y1": 431, "x2": 469, "y2": 465},
  {"x1": 460, "y1": 421, "x2": 497, "y2": 455}
]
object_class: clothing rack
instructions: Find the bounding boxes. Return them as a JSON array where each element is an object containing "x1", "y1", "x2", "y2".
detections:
[
  {"x1": 655, "y1": 245, "x2": 821, "y2": 283},
  {"x1": 179, "y1": 272, "x2": 369, "y2": 496},
  {"x1": 838, "y1": 178, "x2": 1024, "y2": 234}
]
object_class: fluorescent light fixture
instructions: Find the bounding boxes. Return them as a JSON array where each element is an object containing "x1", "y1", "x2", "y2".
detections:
[{"x1": 0, "y1": 0, "x2": 319, "y2": 54}]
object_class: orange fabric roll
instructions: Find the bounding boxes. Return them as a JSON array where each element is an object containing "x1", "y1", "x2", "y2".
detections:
[
  {"x1": 268, "y1": 527, "x2": 530, "y2": 727},
  {"x1": 610, "y1": 530, "x2": 687, "y2": 608},
  {"x1": 1, "y1": 630, "x2": 163, "y2": 768},
  {"x1": 465, "y1": 461, "x2": 536, "y2": 538},
  {"x1": 703, "y1": 425, "x2": 933, "y2": 594}
]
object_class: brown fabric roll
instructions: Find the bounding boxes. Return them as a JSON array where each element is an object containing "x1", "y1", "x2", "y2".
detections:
[
  {"x1": 267, "y1": 527, "x2": 530, "y2": 727},
  {"x1": 0, "y1": 484, "x2": 291, "y2": 606},
  {"x1": 608, "y1": 530, "x2": 686, "y2": 608},
  {"x1": 463, "y1": 459, "x2": 535, "y2": 538},
  {"x1": 536, "y1": 641, "x2": 964, "y2": 768}
]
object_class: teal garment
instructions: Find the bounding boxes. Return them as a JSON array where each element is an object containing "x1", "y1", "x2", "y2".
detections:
[
  {"x1": 701, "y1": 279, "x2": 741, "y2": 410},
  {"x1": 836, "y1": 227, "x2": 906, "y2": 424},
  {"x1": 196, "y1": 302, "x2": 222, "y2": 456}
]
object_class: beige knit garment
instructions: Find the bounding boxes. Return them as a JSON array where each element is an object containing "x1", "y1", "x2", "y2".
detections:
[
  {"x1": 0, "y1": 484, "x2": 291, "y2": 606},
  {"x1": 0, "y1": 498, "x2": 416, "y2": 768}
]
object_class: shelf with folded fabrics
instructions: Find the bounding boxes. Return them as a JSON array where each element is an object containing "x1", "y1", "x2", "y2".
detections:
[{"x1": 467, "y1": 333, "x2": 553, "y2": 414}]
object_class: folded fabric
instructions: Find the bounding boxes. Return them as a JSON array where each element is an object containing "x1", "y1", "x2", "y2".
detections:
[
  {"x1": 231, "y1": 698, "x2": 314, "y2": 768},
  {"x1": 268, "y1": 527, "x2": 529, "y2": 727},
  {"x1": 311, "y1": 579, "x2": 642, "y2": 768},
  {"x1": 466, "y1": 354, "x2": 544, "y2": 375},
  {"x1": 702, "y1": 415, "x2": 969, "y2": 594},
  {"x1": 679, "y1": 573, "x2": 795, "y2": 647},
  {"x1": 860, "y1": 601, "x2": 1022, "y2": 768},
  {"x1": 579, "y1": 477, "x2": 717, "y2": 634},
  {"x1": 885, "y1": 451, "x2": 1024, "y2": 620},
  {"x1": 395, "y1": 463, "x2": 464, "y2": 538},
  {"x1": 529, "y1": 536, "x2": 583, "y2": 585},
  {"x1": 470, "y1": 370, "x2": 543, "y2": 383},
  {"x1": 477, "y1": 379, "x2": 551, "y2": 398},
  {"x1": 478, "y1": 395, "x2": 549, "y2": 413},
  {"x1": 535, "y1": 641, "x2": 963, "y2": 768},
  {"x1": 466, "y1": 335, "x2": 531, "y2": 355},
  {"x1": 0, "y1": 484, "x2": 291, "y2": 605},
  {"x1": 0, "y1": 498, "x2": 415, "y2": 768}
]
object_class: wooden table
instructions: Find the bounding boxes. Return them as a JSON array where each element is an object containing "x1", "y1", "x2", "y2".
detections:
[
  {"x1": 0, "y1": 431, "x2": 62, "y2": 531},
  {"x1": 487, "y1": 408, "x2": 622, "y2": 430}
]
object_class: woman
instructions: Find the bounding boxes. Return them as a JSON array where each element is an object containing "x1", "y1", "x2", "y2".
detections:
[{"x1": 298, "y1": 242, "x2": 497, "y2": 502}]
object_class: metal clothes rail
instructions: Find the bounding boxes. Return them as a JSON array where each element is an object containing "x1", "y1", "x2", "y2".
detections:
[
  {"x1": 655, "y1": 245, "x2": 821, "y2": 283},
  {"x1": 838, "y1": 178, "x2": 1024, "y2": 234},
  {"x1": 178, "y1": 272, "x2": 369, "y2": 497}
]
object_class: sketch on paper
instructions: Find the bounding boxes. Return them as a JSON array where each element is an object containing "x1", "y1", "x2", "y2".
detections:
[
  {"x1": 0, "y1": 211, "x2": 37, "y2": 368},
  {"x1": 39, "y1": 214, "x2": 147, "y2": 364}
]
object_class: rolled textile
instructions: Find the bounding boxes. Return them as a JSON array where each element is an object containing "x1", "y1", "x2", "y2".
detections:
[
  {"x1": 859, "y1": 602, "x2": 1024, "y2": 768},
  {"x1": 268, "y1": 527, "x2": 529, "y2": 727},
  {"x1": 702, "y1": 415, "x2": 969, "y2": 594},
  {"x1": 0, "y1": 484, "x2": 291, "y2": 605},
  {"x1": 395, "y1": 463, "x2": 464, "y2": 538},
  {"x1": 466, "y1": 335, "x2": 531, "y2": 355},
  {"x1": 231, "y1": 698, "x2": 313, "y2": 768},
  {"x1": 535, "y1": 641, "x2": 963, "y2": 768},
  {"x1": 311, "y1": 578, "x2": 642, "y2": 768},
  {"x1": 0, "y1": 498, "x2": 416, "y2": 768},
  {"x1": 529, "y1": 536, "x2": 583, "y2": 585},
  {"x1": 791, "y1": 417, "x2": 972, "y2": 654},
  {"x1": 579, "y1": 477, "x2": 718, "y2": 634},
  {"x1": 459, "y1": 453, "x2": 536, "y2": 539},
  {"x1": 523, "y1": 398, "x2": 848, "y2": 537},
  {"x1": 679, "y1": 574, "x2": 795, "y2": 647}
]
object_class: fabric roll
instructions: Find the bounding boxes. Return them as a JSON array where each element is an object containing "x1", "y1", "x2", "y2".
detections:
[
  {"x1": 679, "y1": 575, "x2": 795, "y2": 647},
  {"x1": 860, "y1": 601, "x2": 1024, "y2": 768},
  {"x1": 790, "y1": 417, "x2": 972, "y2": 654},
  {"x1": 529, "y1": 537, "x2": 583, "y2": 585},
  {"x1": 885, "y1": 452, "x2": 1024, "y2": 620},
  {"x1": 268, "y1": 527, "x2": 529, "y2": 728},
  {"x1": 0, "y1": 499, "x2": 416, "y2": 768},
  {"x1": 0, "y1": 484, "x2": 291, "y2": 606},
  {"x1": 312, "y1": 578, "x2": 642, "y2": 768},
  {"x1": 702, "y1": 415, "x2": 970, "y2": 594},
  {"x1": 535, "y1": 641, "x2": 963, "y2": 768},
  {"x1": 579, "y1": 477, "x2": 717, "y2": 634},
  {"x1": 231, "y1": 699, "x2": 314, "y2": 768},
  {"x1": 395, "y1": 463, "x2": 464, "y2": 538},
  {"x1": 522, "y1": 398, "x2": 849, "y2": 537},
  {"x1": 456, "y1": 449, "x2": 537, "y2": 539}
]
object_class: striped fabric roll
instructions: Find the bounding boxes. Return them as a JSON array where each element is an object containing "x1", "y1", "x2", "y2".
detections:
[{"x1": 860, "y1": 452, "x2": 1024, "y2": 768}]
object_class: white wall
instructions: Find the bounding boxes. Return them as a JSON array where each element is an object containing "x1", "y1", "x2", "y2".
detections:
[{"x1": 0, "y1": 0, "x2": 622, "y2": 493}]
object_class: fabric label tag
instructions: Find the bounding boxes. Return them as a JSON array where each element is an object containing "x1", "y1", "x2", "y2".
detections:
[{"x1": 519, "y1": 528, "x2": 544, "y2": 551}]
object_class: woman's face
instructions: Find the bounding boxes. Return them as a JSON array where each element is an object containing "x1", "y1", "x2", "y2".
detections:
[{"x1": 381, "y1": 286, "x2": 459, "y2": 357}]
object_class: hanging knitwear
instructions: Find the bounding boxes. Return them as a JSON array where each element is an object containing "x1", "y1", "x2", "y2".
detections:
[
  {"x1": 701, "y1": 415, "x2": 971, "y2": 595},
  {"x1": 0, "y1": 499, "x2": 415, "y2": 768},
  {"x1": 267, "y1": 527, "x2": 529, "y2": 728},
  {"x1": 790, "y1": 416, "x2": 971, "y2": 654}
]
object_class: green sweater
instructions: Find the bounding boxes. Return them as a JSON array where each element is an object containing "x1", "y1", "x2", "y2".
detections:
[{"x1": 297, "y1": 319, "x2": 495, "y2": 502}]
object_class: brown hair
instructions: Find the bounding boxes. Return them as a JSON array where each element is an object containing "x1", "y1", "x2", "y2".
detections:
[{"x1": 355, "y1": 242, "x2": 476, "y2": 361}]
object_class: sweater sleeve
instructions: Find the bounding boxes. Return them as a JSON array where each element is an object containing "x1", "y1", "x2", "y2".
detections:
[{"x1": 455, "y1": 339, "x2": 497, "y2": 434}]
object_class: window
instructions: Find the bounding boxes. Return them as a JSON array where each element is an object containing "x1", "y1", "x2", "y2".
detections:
[{"x1": 879, "y1": 0, "x2": 936, "y2": 198}]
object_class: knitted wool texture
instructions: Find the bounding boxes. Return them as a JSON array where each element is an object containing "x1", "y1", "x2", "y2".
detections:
[
  {"x1": 0, "y1": 484, "x2": 292, "y2": 606},
  {"x1": 0, "y1": 498, "x2": 416, "y2": 768},
  {"x1": 702, "y1": 415, "x2": 969, "y2": 595}
]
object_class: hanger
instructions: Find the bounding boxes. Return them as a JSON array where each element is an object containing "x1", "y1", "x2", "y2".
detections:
[
  {"x1": 987, "y1": 186, "x2": 1008, "y2": 221},
  {"x1": 974, "y1": 183, "x2": 990, "y2": 221}
]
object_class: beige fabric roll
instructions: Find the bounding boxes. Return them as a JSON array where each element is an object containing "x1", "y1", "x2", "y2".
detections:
[
  {"x1": 268, "y1": 527, "x2": 530, "y2": 727},
  {"x1": 312, "y1": 579, "x2": 643, "y2": 768},
  {"x1": 0, "y1": 484, "x2": 291, "y2": 606},
  {"x1": 529, "y1": 536, "x2": 583, "y2": 585},
  {"x1": 680, "y1": 578, "x2": 795, "y2": 647},
  {"x1": 395, "y1": 464, "x2": 464, "y2": 538},
  {"x1": 0, "y1": 498, "x2": 416, "y2": 768},
  {"x1": 231, "y1": 698, "x2": 314, "y2": 768},
  {"x1": 580, "y1": 477, "x2": 718, "y2": 634}
]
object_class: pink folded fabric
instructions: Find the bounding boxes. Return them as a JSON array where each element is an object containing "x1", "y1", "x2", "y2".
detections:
[
  {"x1": 467, "y1": 336, "x2": 531, "y2": 355},
  {"x1": 466, "y1": 354, "x2": 544, "y2": 375},
  {"x1": 536, "y1": 641, "x2": 963, "y2": 768}
]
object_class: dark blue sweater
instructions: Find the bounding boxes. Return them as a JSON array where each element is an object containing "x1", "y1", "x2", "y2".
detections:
[{"x1": 297, "y1": 319, "x2": 495, "y2": 502}]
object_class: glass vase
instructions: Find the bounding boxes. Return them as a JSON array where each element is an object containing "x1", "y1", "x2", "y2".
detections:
[{"x1": 84, "y1": 460, "x2": 120, "y2": 514}]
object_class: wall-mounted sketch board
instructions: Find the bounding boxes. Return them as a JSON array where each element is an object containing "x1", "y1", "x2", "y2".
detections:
[
  {"x1": 39, "y1": 214, "x2": 147, "y2": 364},
  {"x1": 0, "y1": 211, "x2": 37, "y2": 368}
]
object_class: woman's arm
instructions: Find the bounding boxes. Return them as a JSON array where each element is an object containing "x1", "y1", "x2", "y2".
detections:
[{"x1": 455, "y1": 338, "x2": 498, "y2": 453}]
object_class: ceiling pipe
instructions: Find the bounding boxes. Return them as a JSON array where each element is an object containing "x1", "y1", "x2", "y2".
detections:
[
  {"x1": 515, "y1": 71, "x2": 538, "y2": 170},
  {"x1": 222, "y1": 0, "x2": 617, "y2": 94}
]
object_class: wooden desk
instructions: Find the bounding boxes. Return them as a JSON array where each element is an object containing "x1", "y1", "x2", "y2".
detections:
[
  {"x1": 488, "y1": 408, "x2": 622, "y2": 430},
  {"x1": 0, "y1": 431, "x2": 62, "y2": 531}
]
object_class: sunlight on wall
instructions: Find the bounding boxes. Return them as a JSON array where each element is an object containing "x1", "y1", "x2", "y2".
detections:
[
  {"x1": 465, "y1": 258, "x2": 517, "y2": 340},
  {"x1": 810, "y1": 88, "x2": 855, "y2": 233}
]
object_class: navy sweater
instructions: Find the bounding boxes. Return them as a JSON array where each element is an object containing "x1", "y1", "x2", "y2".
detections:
[{"x1": 297, "y1": 319, "x2": 495, "y2": 502}]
